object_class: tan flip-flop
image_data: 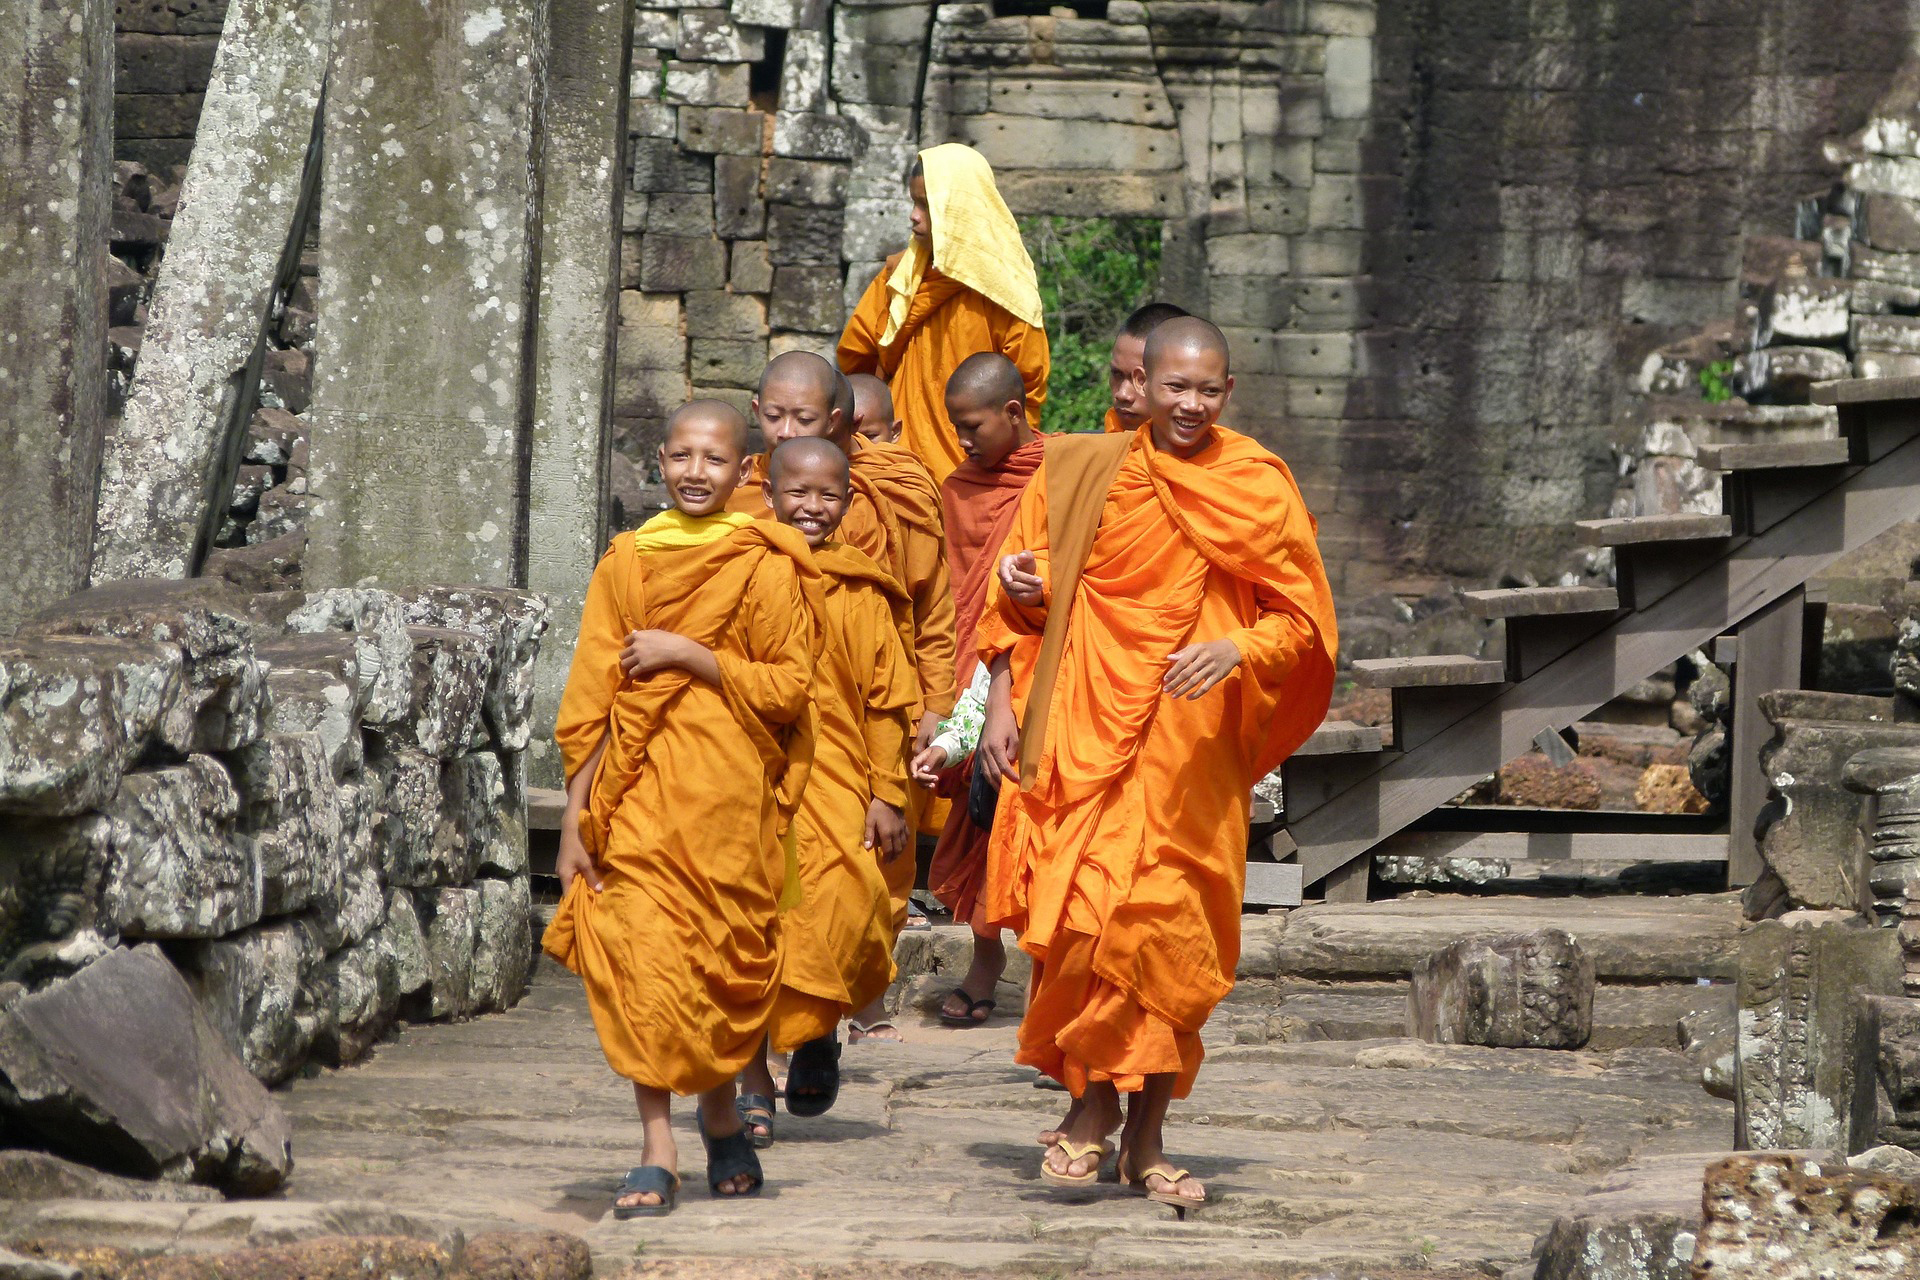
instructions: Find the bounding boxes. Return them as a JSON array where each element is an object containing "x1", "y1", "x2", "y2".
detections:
[
  {"x1": 1123, "y1": 1157, "x2": 1206, "y2": 1208},
  {"x1": 1039, "y1": 1139, "x2": 1112, "y2": 1188}
]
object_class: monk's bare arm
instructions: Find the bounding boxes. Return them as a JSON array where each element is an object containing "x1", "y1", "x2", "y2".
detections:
[
  {"x1": 836, "y1": 269, "x2": 887, "y2": 375},
  {"x1": 555, "y1": 736, "x2": 608, "y2": 892},
  {"x1": 978, "y1": 653, "x2": 1020, "y2": 783},
  {"x1": 620, "y1": 630, "x2": 722, "y2": 685},
  {"x1": 909, "y1": 532, "x2": 959, "y2": 724}
]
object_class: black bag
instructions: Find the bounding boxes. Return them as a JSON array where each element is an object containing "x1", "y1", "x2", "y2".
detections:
[{"x1": 966, "y1": 749, "x2": 1002, "y2": 831}]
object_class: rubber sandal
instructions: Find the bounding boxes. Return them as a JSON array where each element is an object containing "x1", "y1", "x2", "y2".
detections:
[
  {"x1": 699, "y1": 1113, "x2": 763, "y2": 1198},
  {"x1": 612, "y1": 1164, "x2": 678, "y2": 1218},
  {"x1": 847, "y1": 1019, "x2": 901, "y2": 1042},
  {"x1": 784, "y1": 1030, "x2": 841, "y2": 1117},
  {"x1": 1122, "y1": 1155, "x2": 1206, "y2": 1209},
  {"x1": 937, "y1": 987, "x2": 997, "y2": 1027},
  {"x1": 1040, "y1": 1139, "x2": 1112, "y2": 1188},
  {"x1": 735, "y1": 1092, "x2": 775, "y2": 1149}
]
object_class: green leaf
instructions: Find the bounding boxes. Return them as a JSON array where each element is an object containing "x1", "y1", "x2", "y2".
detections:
[{"x1": 1017, "y1": 215, "x2": 1165, "y2": 432}]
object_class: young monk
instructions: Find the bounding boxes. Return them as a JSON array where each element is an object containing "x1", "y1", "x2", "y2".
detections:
[
  {"x1": 839, "y1": 142, "x2": 1050, "y2": 483},
  {"x1": 736, "y1": 438, "x2": 918, "y2": 1129},
  {"x1": 543, "y1": 399, "x2": 822, "y2": 1217},
  {"x1": 978, "y1": 318, "x2": 1337, "y2": 1208},
  {"x1": 1104, "y1": 302, "x2": 1190, "y2": 434},
  {"x1": 849, "y1": 373, "x2": 902, "y2": 444},
  {"x1": 923, "y1": 352, "x2": 1046, "y2": 1028}
]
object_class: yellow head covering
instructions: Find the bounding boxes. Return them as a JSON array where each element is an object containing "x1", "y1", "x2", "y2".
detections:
[
  {"x1": 631, "y1": 507, "x2": 754, "y2": 553},
  {"x1": 879, "y1": 143, "x2": 1044, "y2": 347}
]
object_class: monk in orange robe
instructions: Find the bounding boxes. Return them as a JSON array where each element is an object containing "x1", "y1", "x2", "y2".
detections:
[
  {"x1": 839, "y1": 143, "x2": 1050, "y2": 483},
  {"x1": 849, "y1": 373, "x2": 902, "y2": 444},
  {"x1": 977, "y1": 319, "x2": 1337, "y2": 1207},
  {"x1": 1102, "y1": 302, "x2": 1190, "y2": 434},
  {"x1": 920, "y1": 353, "x2": 1046, "y2": 1028},
  {"x1": 543, "y1": 400, "x2": 821, "y2": 1216},
  {"x1": 737, "y1": 438, "x2": 916, "y2": 1126}
]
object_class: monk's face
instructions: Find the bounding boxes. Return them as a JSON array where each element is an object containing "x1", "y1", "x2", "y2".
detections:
[
  {"x1": 1108, "y1": 333, "x2": 1149, "y2": 430},
  {"x1": 908, "y1": 176, "x2": 931, "y2": 243},
  {"x1": 765, "y1": 453, "x2": 849, "y2": 548},
  {"x1": 853, "y1": 394, "x2": 901, "y2": 444},
  {"x1": 753, "y1": 374, "x2": 846, "y2": 451},
  {"x1": 657, "y1": 416, "x2": 749, "y2": 516},
  {"x1": 1135, "y1": 344, "x2": 1233, "y2": 458},
  {"x1": 947, "y1": 392, "x2": 1026, "y2": 471}
]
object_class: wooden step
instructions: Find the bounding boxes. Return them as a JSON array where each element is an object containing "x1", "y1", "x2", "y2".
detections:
[
  {"x1": 1573, "y1": 514, "x2": 1733, "y2": 547},
  {"x1": 1460, "y1": 586, "x2": 1619, "y2": 619},
  {"x1": 1698, "y1": 439, "x2": 1851, "y2": 470},
  {"x1": 1350, "y1": 656, "x2": 1505, "y2": 689},
  {"x1": 1811, "y1": 376, "x2": 1920, "y2": 463},
  {"x1": 1811, "y1": 375, "x2": 1920, "y2": 405},
  {"x1": 1368, "y1": 828, "x2": 1729, "y2": 863},
  {"x1": 1295, "y1": 719, "x2": 1384, "y2": 755}
]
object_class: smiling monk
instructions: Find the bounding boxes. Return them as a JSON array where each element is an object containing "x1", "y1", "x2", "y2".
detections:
[{"x1": 976, "y1": 318, "x2": 1337, "y2": 1209}]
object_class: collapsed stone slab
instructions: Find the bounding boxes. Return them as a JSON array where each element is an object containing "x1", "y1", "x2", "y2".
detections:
[
  {"x1": 0, "y1": 638, "x2": 183, "y2": 817},
  {"x1": 1408, "y1": 928, "x2": 1594, "y2": 1049},
  {"x1": 0, "y1": 944, "x2": 291, "y2": 1194},
  {"x1": 267, "y1": 588, "x2": 413, "y2": 727}
]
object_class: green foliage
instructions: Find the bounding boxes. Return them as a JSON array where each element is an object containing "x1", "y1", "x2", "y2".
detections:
[
  {"x1": 1699, "y1": 358, "x2": 1737, "y2": 404},
  {"x1": 1019, "y1": 216, "x2": 1165, "y2": 433}
]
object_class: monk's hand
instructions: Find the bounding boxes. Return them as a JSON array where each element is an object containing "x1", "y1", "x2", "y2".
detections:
[
  {"x1": 864, "y1": 800, "x2": 909, "y2": 860},
  {"x1": 620, "y1": 629, "x2": 692, "y2": 677},
  {"x1": 999, "y1": 551, "x2": 1044, "y2": 607},
  {"x1": 910, "y1": 743, "x2": 949, "y2": 785},
  {"x1": 980, "y1": 683, "x2": 1021, "y2": 782},
  {"x1": 555, "y1": 826, "x2": 602, "y2": 893},
  {"x1": 1164, "y1": 638, "x2": 1242, "y2": 700},
  {"x1": 914, "y1": 711, "x2": 941, "y2": 756}
]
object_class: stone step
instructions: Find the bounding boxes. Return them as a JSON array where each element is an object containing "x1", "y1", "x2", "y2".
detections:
[
  {"x1": 1698, "y1": 438, "x2": 1851, "y2": 470},
  {"x1": 1573, "y1": 513, "x2": 1734, "y2": 547},
  {"x1": 526, "y1": 786, "x2": 565, "y2": 831},
  {"x1": 1263, "y1": 979, "x2": 1729, "y2": 1051},
  {"x1": 1350, "y1": 655, "x2": 1506, "y2": 689},
  {"x1": 1295, "y1": 719, "x2": 1385, "y2": 755},
  {"x1": 1811, "y1": 373, "x2": 1920, "y2": 405},
  {"x1": 1459, "y1": 586, "x2": 1620, "y2": 620}
]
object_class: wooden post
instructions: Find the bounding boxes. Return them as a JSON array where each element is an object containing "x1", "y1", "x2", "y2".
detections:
[
  {"x1": 1321, "y1": 856, "x2": 1371, "y2": 903},
  {"x1": 1729, "y1": 586, "x2": 1806, "y2": 888}
]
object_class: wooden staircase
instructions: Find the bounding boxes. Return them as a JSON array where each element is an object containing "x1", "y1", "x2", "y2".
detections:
[{"x1": 1278, "y1": 377, "x2": 1920, "y2": 902}]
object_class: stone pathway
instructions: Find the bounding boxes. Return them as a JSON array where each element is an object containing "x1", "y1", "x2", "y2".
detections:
[{"x1": 259, "y1": 918, "x2": 1734, "y2": 1278}]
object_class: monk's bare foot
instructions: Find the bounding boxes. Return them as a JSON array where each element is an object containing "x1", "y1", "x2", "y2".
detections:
[
  {"x1": 617, "y1": 1135, "x2": 678, "y2": 1210},
  {"x1": 696, "y1": 1096, "x2": 763, "y2": 1196},
  {"x1": 1121, "y1": 1132, "x2": 1206, "y2": 1203},
  {"x1": 1038, "y1": 1095, "x2": 1084, "y2": 1147},
  {"x1": 1043, "y1": 1084, "x2": 1119, "y2": 1179},
  {"x1": 938, "y1": 940, "x2": 1005, "y2": 1023},
  {"x1": 1141, "y1": 1166, "x2": 1205, "y2": 1202},
  {"x1": 848, "y1": 1019, "x2": 904, "y2": 1044}
]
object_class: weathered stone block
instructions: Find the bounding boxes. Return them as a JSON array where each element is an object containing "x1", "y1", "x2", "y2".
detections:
[
  {"x1": 640, "y1": 235, "x2": 729, "y2": 291},
  {"x1": 663, "y1": 61, "x2": 750, "y2": 109},
  {"x1": 370, "y1": 749, "x2": 467, "y2": 888},
  {"x1": 380, "y1": 627, "x2": 491, "y2": 759},
  {"x1": 1533, "y1": 1153, "x2": 1706, "y2": 1280},
  {"x1": 417, "y1": 886, "x2": 480, "y2": 1020},
  {"x1": 951, "y1": 115, "x2": 1177, "y2": 173},
  {"x1": 315, "y1": 929, "x2": 389, "y2": 1067},
  {"x1": 729, "y1": 241, "x2": 774, "y2": 293},
  {"x1": 247, "y1": 487, "x2": 309, "y2": 546},
  {"x1": 1409, "y1": 928, "x2": 1593, "y2": 1049},
  {"x1": 272, "y1": 587, "x2": 413, "y2": 727},
  {"x1": 766, "y1": 159, "x2": 849, "y2": 209},
  {"x1": 768, "y1": 203, "x2": 845, "y2": 265},
  {"x1": 445, "y1": 751, "x2": 506, "y2": 881},
  {"x1": 1859, "y1": 192, "x2": 1920, "y2": 254},
  {"x1": 686, "y1": 289, "x2": 770, "y2": 338},
  {"x1": 1733, "y1": 344, "x2": 1850, "y2": 401},
  {"x1": 107, "y1": 756, "x2": 259, "y2": 940},
  {"x1": 614, "y1": 365, "x2": 692, "y2": 420},
  {"x1": 1692, "y1": 1154, "x2": 1920, "y2": 1276},
  {"x1": 0, "y1": 638, "x2": 182, "y2": 817},
  {"x1": 332, "y1": 777, "x2": 383, "y2": 948},
  {"x1": 0, "y1": 812, "x2": 123, "y2": 982},
  {"x1": 772, "y1": 111, "x2": 866, "y2": 160},
  {"x1": 400, "y1": 587, "x2": 548, "y2": 753},
  {"x1": 0, "y1": 944, "x2": 291, "y2": 1193},
  {"x1": 1763, "y1": 275, "x2": 1851, "y2": 343},
  {"x1": 230, "y1": 731, "x2": 343, "y2": 920},
  {"x1": 470, "y1": 877, "x2": 532, "y2": 1013},
  {"x1": 179, "y1": 914, "x2": 332, "y2": 1085},
  {"x1": 381, "y1": 886, "x2": 431, "y2": 1004},
  {"x1": 714, "y1": 153, "x2": 767, "y2": 238},
  {"x1": 262, "y1": 666, "x2": 359, "y2": 781},
  {"x1": 1857, "y1": 994, "x2": 1920, "y2": 1152},
  {"x1": 677, "y1": 9, "x2": 762, "y2": 62},
  {"x1": 23, "y1": 579, "x2": 267, "y2": 756},
  {"x1": 769, "y1": 266, "x2": 844, "y2": 332},
  {"x1": 644, "y1": 191, "x2": 717, "y2": 236},
  {"x1": 677, "y1": 106, "x2": 765, "y2": 156},
  {"x1": 1736, "y1": 913, "x2": 1902, "y2": 1151},
  {"x1": 780, "y1": 29, "x2": 828, "y2": 113},
  {"x1": 689, "y1": 337, "x2": 768, "y2": 388},
  {"x1": 631, "y1": 136, "x2": 716, "y2": 193},
  {"x1": 633, "y1": 9, "x2": 676, "y2": 50}
]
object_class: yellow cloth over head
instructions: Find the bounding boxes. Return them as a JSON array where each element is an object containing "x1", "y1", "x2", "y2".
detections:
[{"x1": 880, "y1": 144, "x2": 1043, "y2": 348}]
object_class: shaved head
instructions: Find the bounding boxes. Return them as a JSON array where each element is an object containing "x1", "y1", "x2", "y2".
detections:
[
  {"x1": 1120, "y1": 301, "x2": 1190, "y2": 340},
  {"x1": 945, "y1": 352, "x2": 1025, "y2": 411},
  {"x1": 1144, "y1": 316, "x2": 1232, "y2": 377},
  {"x1": 849, "y1": 373, "x2": 893, "y2": 422},
  {"x1": 757, "y1": 350, "x2": 839, "y2": 403},
  {"x1": 768, "y1": 436, "x2": 849, "y2": 486},
  {"x1": 831, "y1": 368, "x2": 856, "y2": 432},
  {"x1": 665, "y1": 398, "x2": 750, "y2": 456}
]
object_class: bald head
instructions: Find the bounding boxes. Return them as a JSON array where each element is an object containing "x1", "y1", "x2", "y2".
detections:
[
  {"x1": 768, "y1": 435, "x2": 849, "y2": 487},
  {"x1": 849, "y1": 374, "x2": 898, "y2": 444},
  {"x1": 665, "y1": 398, "x2": 750, "y2": 456},
  {"x1": 757, "y1": 350, "x2": 839, "y2": 403},
  {"x1": 1120, "y1": 301, "x2": 1190, "y2": 340},
  {"x1": 753, "y1": 349, "x2": 850, "y2": 449},
  {"x1": 945, "y1": 352, "x2": 1025, "y2": 412},
  {"x1": 831, "y1": 369, "x2": 856, "y2": 435},
  {"x1": 1143, "y1": 316, "x2": 1232, "y2": 377}
]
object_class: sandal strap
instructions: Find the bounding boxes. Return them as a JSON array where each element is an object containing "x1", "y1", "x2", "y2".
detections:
[
  {"x1": 704, "y1": 1127, "x2": 763, "y2": 1191},
  {"x1": 1140, "y1": 1164, "x2": 1193, "y2": 1188},
  {"x1": 848, "y1": 1019, "x2": 896, "y2": 1033},
  {"x1": 619, "y1": 1165, "x2": 679, "y2": 1195},
  {"x1": 1051, "y1": 1139, "x2": 1112, "y2": 1162}
]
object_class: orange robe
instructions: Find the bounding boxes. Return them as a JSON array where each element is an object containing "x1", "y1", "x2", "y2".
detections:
[
  {"x1": 542, "y1": 523, "x2": 822, "y2": 1095},
  {"x1": 1102, "y1": 408, "x2": 1126, "y2": 434},
  {"x1": 979, "y1": 427, "x2": 1336, "y2": 1098},
  {"x1": 925, "y1": 436, "x2": 1047, "y2": 921},
  {"x1": 850, "y1": 438, "x2": 958, "y2": 719},
  {"x1": 769, "y1": 542, "x2": 919, "y2": 1049},
  {"x1": 839, "y1": 258, "x2": 1050, "y2": 485}
]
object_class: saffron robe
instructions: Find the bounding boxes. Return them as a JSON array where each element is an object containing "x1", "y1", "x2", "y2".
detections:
[
  {"x1": 542, "y1": 521, "x2": 822, "y2": 1095},
  {"x1": 979, "y1": 426, "x2": 1336, "y2": 1098},
  {"x1": 925, "y1": 435, "x2": 1047, "y2": 920},
  {"x1": 769, "y1": 541, "x2": 919, "y2": 1049},
  {"x1": 839, "y1": 259, "x2": 1050, "y2": 485}
]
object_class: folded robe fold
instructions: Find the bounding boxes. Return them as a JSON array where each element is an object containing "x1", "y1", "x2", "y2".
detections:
[
  {"x1": 979, "y1": 426, "x2": 1336, "y2": 1097},
  {"x1": 769, "y1": 541, "x2": 919, "y2": 1050},
  {"x1": 543, "y1": 519, "x2": 823, "y2": 1096}
]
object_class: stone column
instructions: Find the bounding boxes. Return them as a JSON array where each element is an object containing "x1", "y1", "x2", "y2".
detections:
[
  {"x1": 91, "y1": 0, "x2": 332, "y2": 585},
  {"x1": 305, "y1": 0, "x2": 549, "y2": 591},
  {"x1": 1844, "y1": 746, "x2": 1920, "y2": 995},
  {"x1": 523, "y1": 0, "x2": 630, "y2": 788},
  {"x1": 0, "y1": 0, "x2": 113, "y2": 633},
  {"x1": 1735, "y1": 911, "x2": 1902, "y2": 1151}
]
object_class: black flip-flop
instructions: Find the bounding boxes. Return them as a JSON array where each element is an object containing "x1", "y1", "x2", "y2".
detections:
[
  {"x1": 784, "y1": 1031, "x2": 841, "y2": 1117},
  {"x1": 612, "y1": 1164, "x2": 678, "y2": 1218},
  {"x1": 938, "y1": 987, "x2": 997, "y2": 1027},
  {"x1": 735, "y1": 1091, "x2": 775, "y2": 1149},
  {"x1": 699, "y1": 1113, "x2": 764, "y2": 1198}
]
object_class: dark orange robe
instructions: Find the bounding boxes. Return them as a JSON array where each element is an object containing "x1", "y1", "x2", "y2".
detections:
[
  {"x1": 839, "y1": 259, "x2": 1050, "y2": 485},
  {"x1": 542, "y1": 523, "x2": 822, "y2": 1095},
  {"x1": 979, "y1": 427, "x2": 1336, "y2": 1098},
  {"x1": 769, "y1": 542, "x2": 919, "y2": 1049},
  {"x1": 925, "y1": 436, "x2": 1047, "y2": 921}
]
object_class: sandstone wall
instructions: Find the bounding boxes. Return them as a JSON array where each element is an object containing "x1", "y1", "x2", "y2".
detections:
[{"x1": 115, "y1": 0, "x2": 227, "y2": 172}]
